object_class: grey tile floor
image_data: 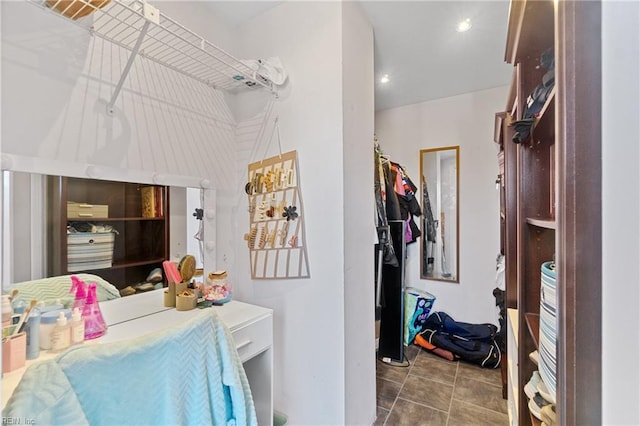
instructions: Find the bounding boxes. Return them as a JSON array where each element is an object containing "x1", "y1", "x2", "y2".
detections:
[{"x1": 375, "y1": 345, "x2": 509, "y2": 426}]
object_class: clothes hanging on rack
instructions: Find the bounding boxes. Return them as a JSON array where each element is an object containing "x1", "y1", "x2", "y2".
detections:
[
  {"x1": 373, "y1": 148, "x2": 423, "y2": 250},
  {"x1": 388, "y1": 162, "x2": 422, "y2": 244},
  {"x1": 374, "y1": 148, "x2": 399, "y2": 267},
  {"x1": 374, "y1": 143, "x2": 423, "y2": 363}
]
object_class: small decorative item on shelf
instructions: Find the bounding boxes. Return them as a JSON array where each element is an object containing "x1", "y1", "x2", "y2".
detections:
[
  {"x1": 203, "y1": 271, "x2": 232, "y2": 304},
  {"x1": 175, "y1": 290, "x2": 197, "y2": 311},
  {"x1": 178, "y1": 255, "x2": 196, "y2": 284}
]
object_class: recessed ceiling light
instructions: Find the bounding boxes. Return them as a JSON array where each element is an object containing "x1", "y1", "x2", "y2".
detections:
[
  {"x1": 456, "y1": 18, "x2": 472, "y2": 33},
  {"x1": 380, "y1": 74, "x2": 390, "y2": 84}
]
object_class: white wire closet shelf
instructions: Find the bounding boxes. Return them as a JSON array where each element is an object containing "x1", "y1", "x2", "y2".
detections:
[{"x1": 29, "y1": 0, "x2": 275, "y2": 98}]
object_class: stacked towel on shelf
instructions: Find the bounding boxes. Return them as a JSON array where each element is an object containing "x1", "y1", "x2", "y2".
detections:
[{"x1": 539, "y1": 261, "x2": 557, "y2": 404}]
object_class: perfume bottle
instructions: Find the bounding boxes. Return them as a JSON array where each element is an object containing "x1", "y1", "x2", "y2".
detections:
[
  {"x1": 82, "y1": 283, "x2": 107, "y2": 340},
  {"x1": 70, "y1": 276, "x2": 88, "y2": 311}
]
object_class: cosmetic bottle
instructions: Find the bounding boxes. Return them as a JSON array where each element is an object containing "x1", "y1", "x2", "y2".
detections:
[
  {"x1": 70, "y1": 276, "x2": 88, "y2": 311},
  {"x1": 83, "y1": 283, "x2": 107, "y2": 340},
  {"x1": 2, "y1": 295, "x2": 13, "y2": 326},
  {"x1": 50, "y1": 311, "x2": 71, "y2": 352},
  {"x1": 70, "y1": 307, "x2": 85, "y2": 345},
  {"x1": 25, "y1": 307, "x2": 41, "y2": 359}
]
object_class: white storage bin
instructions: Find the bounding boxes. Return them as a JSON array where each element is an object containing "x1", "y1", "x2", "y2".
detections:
[{"x1": 67, "y1": 232, "x2": 115, "y2": 272}]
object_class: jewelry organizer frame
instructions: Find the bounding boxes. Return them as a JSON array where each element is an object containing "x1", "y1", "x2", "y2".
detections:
[{"x1": 245, "y1": 150, "x2": 310, "y2": 279}]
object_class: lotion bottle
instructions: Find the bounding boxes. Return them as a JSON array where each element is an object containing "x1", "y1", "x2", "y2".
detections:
[
  {"x1": 50, "y1": 311, "x2": 71, "y2": 352},
  {"x1": 70, "y1": 307, "x2": 85, "y2": 345}
]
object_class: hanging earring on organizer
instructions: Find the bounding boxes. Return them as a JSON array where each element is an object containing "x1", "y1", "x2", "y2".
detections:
[
  {"x1": 264, "y1": 170, "x2": 275, "y2": 192},
  {"x1": 258, "y1": 225, "x2": 268, "y2": 249},
  {"x1": 244, "y1": 225, "x2": 258, "y2": 249},
  {"x1": 267, "y1": 226, "x2": 277, "y2": 248},
  {"x1": 279, "y1": 221, "x2": 290, "y2": 247}
]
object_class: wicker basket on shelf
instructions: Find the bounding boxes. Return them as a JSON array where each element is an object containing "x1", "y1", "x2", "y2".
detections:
[{"x1": 45, "y1": 0, "x2": 111, "y2": 20}]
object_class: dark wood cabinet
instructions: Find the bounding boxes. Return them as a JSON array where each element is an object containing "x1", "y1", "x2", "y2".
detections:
[
  {"x1": 47, "y1": 176, "x2": 170, "y2": 290},
  {"x1": 498, "y1": 1, "x2": 602, "y2": 425}
]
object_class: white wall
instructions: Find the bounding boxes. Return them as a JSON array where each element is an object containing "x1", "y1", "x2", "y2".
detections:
[
  {"x1": 602, "y1": 1, "x2": 640, "y2": 424},
  {"x1": 341, "y1": 2, "x2": 376, "y2": 425},
  {"x1": 232, "y1": 3, "x2": 348, "y2": 424},
  {"x1": 375, "y1": 86, "x2": 508, "y2": 326},
  {"x1": 1, "y1": 1, "x2": 237, "y2": 274}
]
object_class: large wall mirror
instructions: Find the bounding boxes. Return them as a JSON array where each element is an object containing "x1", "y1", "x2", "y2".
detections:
[
  {"x1": 420, "y1": 146, "x2": 459, "y2": 283},
  {"x1": 1, "y1": 167, "x2": 211, "y2": 293}
]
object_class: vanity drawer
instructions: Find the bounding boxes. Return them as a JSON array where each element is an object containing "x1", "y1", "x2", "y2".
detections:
[{"x1": 231, "y1": 315, "x2": 272, "y2": 363}]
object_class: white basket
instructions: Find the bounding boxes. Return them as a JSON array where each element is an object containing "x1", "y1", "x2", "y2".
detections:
[{"x1": 67, "y1": 232, "x2": 115, "y2": 272}]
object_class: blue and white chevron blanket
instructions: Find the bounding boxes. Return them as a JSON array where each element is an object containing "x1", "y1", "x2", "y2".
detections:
[{"x1": 4, "y1": 309, "x2": 257, "y2": 426}]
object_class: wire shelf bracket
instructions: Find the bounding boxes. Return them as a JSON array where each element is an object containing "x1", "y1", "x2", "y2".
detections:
[{"x1": 29, "y1": 0, "x2": 277, "y2": 115}]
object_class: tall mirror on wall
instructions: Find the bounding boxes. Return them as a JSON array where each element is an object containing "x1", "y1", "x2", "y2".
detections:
[{"x1": 420, "y1": 146, "x2": 459, "y2": 283}]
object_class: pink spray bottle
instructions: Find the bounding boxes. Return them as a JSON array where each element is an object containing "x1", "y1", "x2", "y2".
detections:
[
  {"x1": 70, "y1": 276, "x2": 87, "y2": 311},
  {"x1": 82, "y1": 283, "x2": 107, "y2": 340}
]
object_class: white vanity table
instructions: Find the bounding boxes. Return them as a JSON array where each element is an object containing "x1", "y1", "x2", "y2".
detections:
[{"x1": 1, "y1": 290, "x2": 274, "y2": 426}]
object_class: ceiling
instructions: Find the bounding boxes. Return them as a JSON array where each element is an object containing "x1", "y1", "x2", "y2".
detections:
[{"x1": 205, "y1": 1, "x2": 513, "y2": 111}]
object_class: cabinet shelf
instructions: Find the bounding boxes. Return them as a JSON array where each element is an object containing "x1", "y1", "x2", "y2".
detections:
[
  {"x1": 508, "y1": 308, "x2": 519, "y2": 349},
  {"x1": 505, "y1": 0, "x2": 555, "y2": 65},
  {"x1": 111, "y1": 258, "x2": 166, "y2": 269},
  {"x1": 48, "y1": 176, "x2": 169, "y2": 289},
  {"x1": 525, "y1": 218, "x2": 556, "y2": 229},
  {"x1": 68, "y1": 217, "x2": 165, "y2": 222},
  {"x1": 524, "y1": 312, "x2": 540, "y2": 350},
  {"x1": 531, "y1": 88, "x2": 556, "y2": 141}
]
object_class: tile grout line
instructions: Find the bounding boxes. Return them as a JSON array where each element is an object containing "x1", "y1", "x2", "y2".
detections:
[
  {"x1": 451, "y1": 397, "x2": 510, "y2": 418},
  {"x1": 445, "y1": 360, "x2": 459, "y2": 425},
  {"x1": 383, "y1": 348, "x2": 415, "y2": 426}
]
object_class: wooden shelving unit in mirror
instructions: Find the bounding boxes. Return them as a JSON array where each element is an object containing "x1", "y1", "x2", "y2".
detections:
[{"x1": 47, "y1": 176, "x2": 170, "y2": 290}]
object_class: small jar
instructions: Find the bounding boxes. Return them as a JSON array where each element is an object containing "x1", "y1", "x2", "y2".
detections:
[{"x1": 203, "y1": 270, "x2": 232, "y2": 304}]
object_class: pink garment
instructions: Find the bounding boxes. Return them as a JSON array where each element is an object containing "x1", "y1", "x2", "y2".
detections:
[
  {"x1": 392, "y1": 164, "x2": 406, "y2": 196},
  {"x1": 405, "y1": 218, "x2": 412, "y2": 242}
]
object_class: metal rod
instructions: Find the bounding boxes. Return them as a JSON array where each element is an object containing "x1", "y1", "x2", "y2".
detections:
[{"x1": 107, "y1": 19, "x2": 150, "y2": 114}]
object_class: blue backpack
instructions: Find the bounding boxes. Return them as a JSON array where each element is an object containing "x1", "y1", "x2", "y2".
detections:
[{"x1": 418, "y1": 312, "x2": 501, "y2": 368}]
